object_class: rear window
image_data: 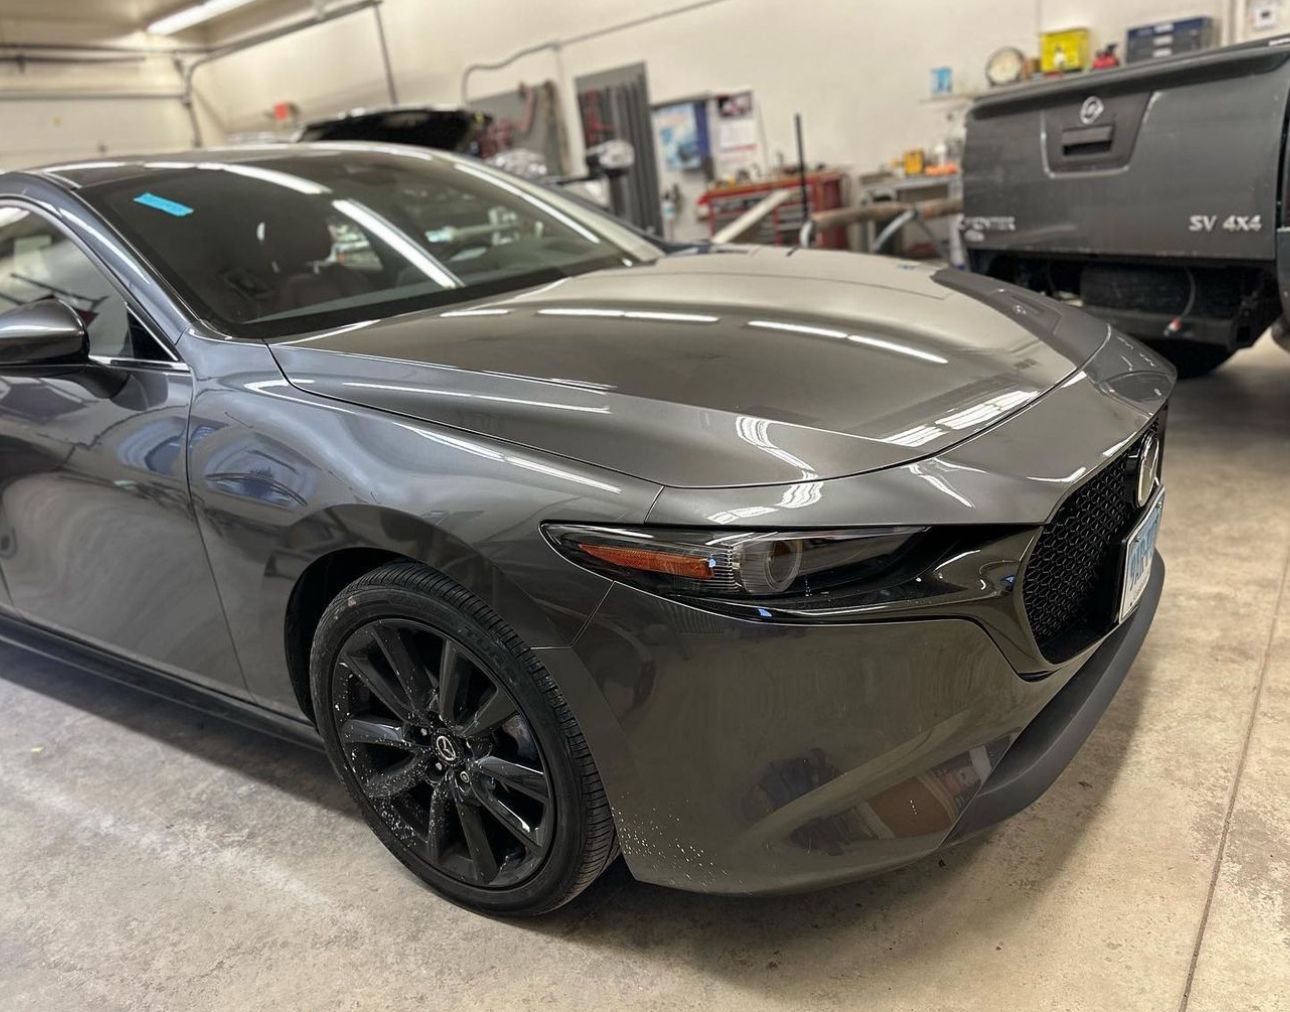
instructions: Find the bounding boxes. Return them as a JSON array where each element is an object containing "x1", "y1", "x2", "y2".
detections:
[
  {"x1": 85, "y1": 147, "x2": 660, "y2": 338},
  {"x1": 297, "y1": 110, "x2": 486, "y2": 153}
]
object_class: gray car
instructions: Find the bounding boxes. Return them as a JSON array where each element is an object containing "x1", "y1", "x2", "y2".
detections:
[{"x1": 0, "y1": 144, "x2": 1173, "y2": 915}]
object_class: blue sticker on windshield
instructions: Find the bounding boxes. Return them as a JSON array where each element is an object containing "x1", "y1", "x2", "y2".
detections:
[{"x1": 133, "y1": 192, "x2": 194, "y2": 217}]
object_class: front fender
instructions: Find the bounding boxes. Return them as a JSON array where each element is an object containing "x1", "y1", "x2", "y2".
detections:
[
  {"x1": 182, "y1": 334, "x2": 660, "y2": 716},
  {"x1": 262, "y1": 501, "x2": 581, "y2": 663}
]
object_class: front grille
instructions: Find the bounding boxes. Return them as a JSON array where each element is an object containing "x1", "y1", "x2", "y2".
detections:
[{"x1": 1022, "y1": 419, "x2": 1160, "y2": 662}]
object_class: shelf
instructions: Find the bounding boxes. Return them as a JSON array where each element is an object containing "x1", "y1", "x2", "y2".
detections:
[{"x1": 919, "y1": 92, "x2": 983, "y2": 104}]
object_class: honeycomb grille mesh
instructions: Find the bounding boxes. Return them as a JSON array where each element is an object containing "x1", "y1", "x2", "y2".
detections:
[{"x1": 1023, "y1": 421, "x2": 1159, "y2": 662}]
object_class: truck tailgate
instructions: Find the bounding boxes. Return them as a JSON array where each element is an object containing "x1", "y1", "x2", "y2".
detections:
[{"x1": 963, "y1": 38, "x2": 1290, "y2": 263}]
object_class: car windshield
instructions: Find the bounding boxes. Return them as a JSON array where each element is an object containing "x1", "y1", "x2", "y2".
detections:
[{"x1": 83, "y1": 145, "x2": 662, "y2": 338}]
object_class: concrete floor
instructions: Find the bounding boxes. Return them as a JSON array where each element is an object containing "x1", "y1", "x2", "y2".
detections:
[{"x1": 3, "y1": 341, "x2": 1290, "y2": 1012}]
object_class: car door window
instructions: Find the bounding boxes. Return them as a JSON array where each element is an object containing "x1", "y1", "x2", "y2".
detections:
[{"x1": 0, "y1": 207, "x2": 170, "y2": 362}]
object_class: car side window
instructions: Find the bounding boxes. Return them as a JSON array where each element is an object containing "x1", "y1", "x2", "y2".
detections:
[{"x1": 0, "y1": 206, "x2": 170, "y2": 362}]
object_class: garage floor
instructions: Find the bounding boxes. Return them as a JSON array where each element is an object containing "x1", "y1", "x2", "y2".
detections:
[{"x1": 2, "y1": 339, "x2": 1289, "y2": 1012}]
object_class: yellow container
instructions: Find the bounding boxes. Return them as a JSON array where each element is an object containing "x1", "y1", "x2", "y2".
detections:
[{"x1": 1040, "y1": 27, "x2": 1091, "y2": 73}]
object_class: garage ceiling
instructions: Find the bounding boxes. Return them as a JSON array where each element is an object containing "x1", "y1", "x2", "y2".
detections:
[
  {"x1": 0, "y1": 0, "x2": 306, "y2": 36},
  {"x1": 0, "y1": 0, "x2": 184, "y2": 25}
]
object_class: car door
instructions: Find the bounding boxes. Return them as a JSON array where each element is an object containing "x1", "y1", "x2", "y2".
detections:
[{"x1": 0, "y1": 203, "x2": 246, "y2": 696}]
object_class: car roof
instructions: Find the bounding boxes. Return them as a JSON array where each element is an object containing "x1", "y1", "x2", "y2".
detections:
[{"x1": 13, "y1": 142, "x2": 413, "y2": 191}]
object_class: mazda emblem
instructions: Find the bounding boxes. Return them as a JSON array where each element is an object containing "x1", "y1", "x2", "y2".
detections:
[
  {"x1": 433, "y1": 734, "x2": 459, "y2": 763},
  {"x1": 1136, "y1": 432, "x2": 1160, "y2": 507}
]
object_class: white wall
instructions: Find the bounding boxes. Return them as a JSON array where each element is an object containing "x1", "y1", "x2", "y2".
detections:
[
  {"x1": 0, "y1": 15, "x2": 193, "y2": 169},
  {"x1": 0, "y1": 98, "x2": 194, "y2": 168},
  {"x1": 198, "y1": 0, "x2": 1251, "y2": 167},
  {"x1": 0, "y1": 0, "x2": 1265, "y2": 173}
]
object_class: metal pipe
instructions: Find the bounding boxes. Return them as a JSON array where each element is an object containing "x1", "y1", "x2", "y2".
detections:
[
  {"x1": 0, "y1": 39, "x2": 203, "y2": 55},
  {"x1": 183, "y1": 0, "x2": 380, "y2": 82},
  {"x1": 0, "y1": 53, "x2": 147, "y2": 66},
  {"x1": 811, "y1": 195, "x2": 963, "y2": 231},
  {"x1": 794, "y1": 112, "x2": 810, "y2": 247},
  {"x1": 460, "y1": 0, "x2": 734, "y2": 103},
  {"x1": 182, "y1": 0, "x2": 384, "y2": 147},
  {"x1": 462, "y1": 39, "x2": 568, "y2": 105},
  {"x1": 0, "y1": 1, "x2": 384, "y2": 149},
  {"x1": 371, "y1": 3, "x2": 399, "y2": 104},
  {"x1": 712, "y1": 189, "x2": 792, "y2": 244},
  {"x1": 0, "y1": 90, "x2": 185, "y2": 102}
]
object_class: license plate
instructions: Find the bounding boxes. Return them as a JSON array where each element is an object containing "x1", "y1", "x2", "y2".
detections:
[{"x1": 1119, "y1": 486, "x2": 1165, "y2": 622}]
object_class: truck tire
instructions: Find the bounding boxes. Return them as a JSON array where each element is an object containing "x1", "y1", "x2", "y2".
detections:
[{"x1": 1145, "y1": 340, "x2": 1233, "y2": 379}]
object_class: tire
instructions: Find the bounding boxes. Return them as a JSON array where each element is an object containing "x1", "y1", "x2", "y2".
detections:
[
  {"x1": 1145, "y1": 339, "x2": 1234, "y2": 379},
  {"x1": 309, "y1": 561, "x2": 617, "y2": 916}
]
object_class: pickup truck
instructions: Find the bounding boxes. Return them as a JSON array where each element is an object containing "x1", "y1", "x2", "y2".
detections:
[{"x1": 962, "y1": 35, "x2": 1290, "y2": 376}]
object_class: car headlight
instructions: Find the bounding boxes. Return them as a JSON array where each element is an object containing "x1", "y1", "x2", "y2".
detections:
[{"x1": 542, "y1": 524, "x2": 925, "y2": 600}]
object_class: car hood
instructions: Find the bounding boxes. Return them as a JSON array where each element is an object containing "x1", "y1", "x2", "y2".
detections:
[{"x1": 268, "y1": 248, "x2": 1110, "y2": 487}]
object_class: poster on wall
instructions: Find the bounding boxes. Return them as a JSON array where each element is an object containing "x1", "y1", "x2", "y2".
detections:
[
  {"x1": 654, "y1": 102, "x2": 702, "y2": 172},
  {"x1": 714, "y1": 89, "x2": 761, "y2": 178}
]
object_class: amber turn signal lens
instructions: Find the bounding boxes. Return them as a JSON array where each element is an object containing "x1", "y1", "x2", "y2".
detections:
[{"x1": 578, "y1": 543, "x2": 713, "y2": 580}]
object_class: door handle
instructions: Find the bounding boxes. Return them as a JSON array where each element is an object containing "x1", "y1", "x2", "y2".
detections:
[{"x1": 1060, "y1": 124, "x2": 1114, "y2": 154}]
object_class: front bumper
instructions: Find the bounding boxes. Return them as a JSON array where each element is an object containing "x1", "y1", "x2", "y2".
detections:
[
  {"x1": 524, "y1": 330, "x2": 1172, "y2": 895},
  {"x1": 946, "y1": 553, "x2": 1162, "y2": 843},
  {"x1": 539, "y1": 552, "x2": 1163, "y2": 895}
]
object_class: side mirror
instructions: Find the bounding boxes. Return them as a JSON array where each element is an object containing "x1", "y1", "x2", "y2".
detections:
[{"x1": 0, "y1": 300, "x2": 88, "y2": 367}]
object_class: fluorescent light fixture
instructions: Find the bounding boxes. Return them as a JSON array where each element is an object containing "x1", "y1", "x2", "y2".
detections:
[{"x1": 148, "y1": 0, "x2": 262, "y2": 35}]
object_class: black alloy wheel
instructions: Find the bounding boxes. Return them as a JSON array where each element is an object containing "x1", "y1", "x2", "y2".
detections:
[
  {"x1": 335, "y1": 617, "x2": 552, "y2": 888},
  {"x1": 311, "y1": 562, "x2": 617, "y2": 915}
]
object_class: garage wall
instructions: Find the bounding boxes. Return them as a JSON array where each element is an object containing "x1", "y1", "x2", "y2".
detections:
[
  {"x1": 198, "y1": 0, "x2": 1244, "y2": 169},
  {"x1": 0, "y1": 98, "x2": 193, "y2": 169},
  {"x1": 0, "y1": 0, "x2": 1256, "y2": 172},
  {"x1": 0, "y1": 16, "x2": 191, "y2": 169}
]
